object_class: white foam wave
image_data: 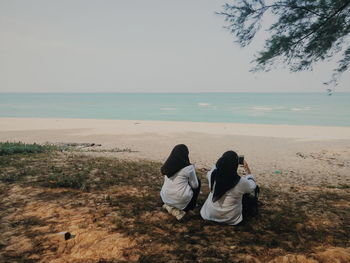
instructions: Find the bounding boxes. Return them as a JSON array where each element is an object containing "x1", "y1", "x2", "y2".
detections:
[
  {"x1": 160, "y1": 107, "x2": 176, "y2": 111},
  {"x1": 252, "y1": 106, "x2": 273, "y2": 111},
  {"x1": 197, "y1": 103, "x2": 211, "y2": 107},
  {"x1": 290, "y1": 107, "x2": 312, "y2": 111}
]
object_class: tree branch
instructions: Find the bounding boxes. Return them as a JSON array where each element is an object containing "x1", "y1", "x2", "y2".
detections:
[
  {"x1": 251, "y1": 4, "x2": 324, "y2": 17},
  {"x1": 291, "y1": 1, "x2": 350, "y2": 46}
]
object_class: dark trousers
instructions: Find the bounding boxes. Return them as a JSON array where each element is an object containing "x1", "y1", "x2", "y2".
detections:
[
  {"x1": 240, "y1": 185, "x2": 260, "y2": 224},
  {"x1": 183, "y1": 179, "x2": 201, "y2": 212}
]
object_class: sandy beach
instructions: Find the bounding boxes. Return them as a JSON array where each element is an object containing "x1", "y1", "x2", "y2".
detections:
[
  {"x1": 1, "y1": 117, "x2": 350, "y2": 189},
  {"x1": 2, "y1": 0, "x2": 350, "y2": 260},
  {"x1": 1, "y1": 118, "x2": 350, "y2": 262}
]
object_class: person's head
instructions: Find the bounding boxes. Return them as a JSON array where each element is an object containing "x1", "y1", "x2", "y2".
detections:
[
  {"x1": 170, "y1": 144, "x2": 189, "y2": 159},
  {"x1": 216, "y1": 150, "x2": 239, "y2": 173},
  {"x1": 161, "y1": 144, "x2": 191, "y2": 177},
  {"x1": 211, "y1": 150, "x2": 241, "y2": 202}
]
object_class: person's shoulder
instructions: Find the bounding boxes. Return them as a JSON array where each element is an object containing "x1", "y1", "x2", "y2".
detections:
[
  {"x1": 239, "y1": 175, "x2": 256, "y2": 192},
  {"x1": 245, "y1": 174, "x2": 255, "y2": 182},
  {"x1": 239, "y1": 175, "x2": 255, "y2": 184},
  {"x1": 180, "y1": 164, "x2": 195, "y2": 174}
]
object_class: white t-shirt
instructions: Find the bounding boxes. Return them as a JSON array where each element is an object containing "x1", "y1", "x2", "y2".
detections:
[
  {"x1": 200, "y1": 166, "x2": 256, "y2": 225},
  {"x1": 160, "y1": 164, "x2": 198, "y2": 210}
]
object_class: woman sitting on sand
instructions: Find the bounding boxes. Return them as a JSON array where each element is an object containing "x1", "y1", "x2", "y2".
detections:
[
  {"x1": 200, "y1": 151, "x2": 257, "y2": 225},
  {"x1": 160, "y1": 144, "x2": 201, "y2": 220}
]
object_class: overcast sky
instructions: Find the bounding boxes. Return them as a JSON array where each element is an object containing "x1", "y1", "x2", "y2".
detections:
[{"x1": 1, "y1": 0, "x2": 349, "y2": 93}]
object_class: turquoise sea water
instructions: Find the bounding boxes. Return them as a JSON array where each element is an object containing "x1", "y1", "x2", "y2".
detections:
[{"x1": 0, "y1": 93, "x2": 349, "y2": 127}]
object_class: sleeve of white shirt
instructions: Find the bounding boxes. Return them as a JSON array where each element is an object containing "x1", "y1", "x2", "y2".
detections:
[
  {"x1": 188, "y1": 167, "x2": 199, "y2": 189},
  {"x1": 242, "y1": 174, "x2": 257, "y2": 193}
]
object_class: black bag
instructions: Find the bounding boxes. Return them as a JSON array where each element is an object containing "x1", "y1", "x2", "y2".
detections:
[{"x1": 242, "y1": 185, "x2": 260, "y2": 219}]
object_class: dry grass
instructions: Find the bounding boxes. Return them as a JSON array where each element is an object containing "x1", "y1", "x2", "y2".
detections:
[{"x1": 0, "y1": 151, "x2": 349, "y2": 262}]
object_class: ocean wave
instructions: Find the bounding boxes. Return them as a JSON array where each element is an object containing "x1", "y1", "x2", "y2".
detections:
[
  {"x1": 252, "y1": 106, "x2": 273, "y2": 111},
  {"x1": 248, "y1": 113, "x2": 266, "y2": 117},
  {"x1": 197, "y1": 103, "x2": 211, "y2": 107},
  {"x1": 290, "y1": 107, "x2": 312, "y2": 111},
  {"x1": 160, "y1": 107, "x2": 177, "y2": 111}
]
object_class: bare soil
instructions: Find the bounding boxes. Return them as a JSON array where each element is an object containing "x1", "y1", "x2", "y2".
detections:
[{"x1": 0, "y1": 152, "x2": 349, "y2": 263}]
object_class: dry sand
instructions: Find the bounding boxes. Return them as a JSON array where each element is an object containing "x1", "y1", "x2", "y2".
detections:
[{"x1": 1, "y1": 117, "x2": 350, "y2": 189}]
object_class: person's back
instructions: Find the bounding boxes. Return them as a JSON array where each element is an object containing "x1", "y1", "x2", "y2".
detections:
[
  {"x1": 200, "y1": 166, "x2": 256, "y2": 225},
  {"x1": 160, "y1": 144, "x2": 201, "y2": 220},
  {"x1": 200, "y1": 151, "x2": 257, "y2": 225},
  {"x1": 161, "y1": 164, "x2": 197, "y2": 210}
]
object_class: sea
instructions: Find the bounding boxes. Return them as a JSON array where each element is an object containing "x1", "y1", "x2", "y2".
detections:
[{"x1": 0, "y1": 93, "x2": 349, "y2": 127}]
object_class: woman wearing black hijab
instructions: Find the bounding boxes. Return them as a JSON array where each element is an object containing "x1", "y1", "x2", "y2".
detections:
[
  {"x1": 160, "y1": 144, "x2": 201, "y2": 220},
  {"x1": 200, "y1": 151, "x2": 257, "y2": 225}
]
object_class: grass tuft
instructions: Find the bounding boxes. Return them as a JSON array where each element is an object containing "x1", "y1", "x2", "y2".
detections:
[
  {"x1": 0, "y1": 142, "x2": 54, "y2": 156},
  {"x1": 46, "y1": 171, "x2": 89, "y2": 190}
]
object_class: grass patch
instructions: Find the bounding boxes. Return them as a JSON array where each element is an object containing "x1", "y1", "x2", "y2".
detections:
[
  {"x1": 10, "y1": 216, "x2": 44, "y2": 228},
  {"x1": 46, "y1": 171, "x2": 89, "y2": 190},
  {"x1": 0, "y1": 170, "x2": 27, "y2": 183},
  {"x1": 326, "y1": 184, "x2": 350, "y2": 189},
  {"x1": 0, "y1": 142, "x2": 55, "y2": 156},
  {"x1": 80, "y1": 148, "x2": 137, "y2": 153}
]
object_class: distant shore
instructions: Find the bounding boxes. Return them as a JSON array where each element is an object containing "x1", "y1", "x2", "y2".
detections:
[{"x1": 1, "y1": 117, "x2": 350, "y2": 190}]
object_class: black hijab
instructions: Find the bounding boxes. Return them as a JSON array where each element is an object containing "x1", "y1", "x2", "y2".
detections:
[
  {"x1": 161, "y1": 144, "x2": 191, "y2": 178},
  {"x1": 210, "y1": 151, "x2": 241, "y2": 202}
]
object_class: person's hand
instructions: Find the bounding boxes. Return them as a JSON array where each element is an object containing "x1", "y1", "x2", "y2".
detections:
[{"x1": 243, "y1": 160, "x2": 251, "y2": 174}]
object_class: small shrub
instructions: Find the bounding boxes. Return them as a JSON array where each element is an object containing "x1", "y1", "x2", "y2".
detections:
[
  {"x1": 0, "y1": 142, "x2": 53, "y2": 156},
  {"x1": 47, "y1": 172, "x2": 89, "y2": 190},
  {"x1": 0, "y1": 173, "x2": 23, "y2": 183},
  {"x1": 0, "y1": 169, "x2": 29, "y2": 183}
]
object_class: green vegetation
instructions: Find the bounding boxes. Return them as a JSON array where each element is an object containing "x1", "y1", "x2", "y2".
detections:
[
  {"x1": 47, "y1": 171, "x2": 89, "y2": 190},
  {"x1": 79, "y1": 147, "x2": 136, "y2": 153},
  {"x1": 220, "y1": 0, "x2": 350, "y2": 84},
  {"x1": 0, "y1": 142, "x2": 54, "y2": 156},
  {"x1": 327, "y1": 184, "x2": 350, "y2": 189}
]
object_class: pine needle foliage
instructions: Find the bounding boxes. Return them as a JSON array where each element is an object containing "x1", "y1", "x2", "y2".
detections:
[{"x1": 220, "y1": 0, "x2": 350, "y2": 84}]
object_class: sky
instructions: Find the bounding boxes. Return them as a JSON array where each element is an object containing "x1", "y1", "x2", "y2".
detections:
[{"x1": 0, "y1": 0, "x2": 349, "y2": 93}]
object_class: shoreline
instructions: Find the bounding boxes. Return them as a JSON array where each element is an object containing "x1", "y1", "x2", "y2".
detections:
[{"x1": 1, "y1": 117, "x2": 350, "y2": 140}]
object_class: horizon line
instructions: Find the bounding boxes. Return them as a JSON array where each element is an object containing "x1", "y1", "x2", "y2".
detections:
[{"x1": 1, "y1": 91, "x2": 349, "y2": 94}]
